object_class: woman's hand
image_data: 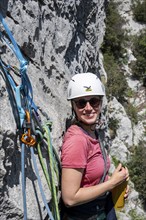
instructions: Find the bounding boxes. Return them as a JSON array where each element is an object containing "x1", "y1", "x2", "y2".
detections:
[{"x1": 109, "y1": 163, "x2": 129, "y2": 189}]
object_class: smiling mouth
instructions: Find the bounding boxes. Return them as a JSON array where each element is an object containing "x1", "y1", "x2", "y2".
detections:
[
  {"x1": 83, "y1": 111, "x2": 96, "y2": 115},
  {"x1": 83, "y1": 113, "x2": 95, "y2": 116}
]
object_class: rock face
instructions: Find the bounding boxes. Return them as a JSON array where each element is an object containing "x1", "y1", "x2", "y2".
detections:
[
  {"x1": 0, "y1": 0, "x2": 146, "y2": 220},
  {"x1": 0, "y1": 0, "x2": 107, "y2": 219}
]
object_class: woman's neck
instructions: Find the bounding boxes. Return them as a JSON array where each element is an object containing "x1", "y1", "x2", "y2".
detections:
[{"x1": 78, "y1": 122, "x2": 97, "y2": 139}]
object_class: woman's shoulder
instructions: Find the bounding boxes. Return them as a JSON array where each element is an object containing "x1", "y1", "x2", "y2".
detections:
[
  {"x1": 62, "y1": 125, "x2": 88, "y2": 152},
  {"x1": 63, "y1": 125, "x2": 86, "y2": 141},
  {"x1": 65, "y1": 125, "x2": 84, "y2": 137}
]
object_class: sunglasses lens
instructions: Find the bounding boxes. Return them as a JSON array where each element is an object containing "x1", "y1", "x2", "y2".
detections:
[
  {"x1": 75, "y1": 99, "x2": 87, "y2": 108},
  {"x1": 74, "y1": 98, "x2": 101, "y2": 109},
  {"x1": 90, "y1": 98, "x2": 101, "y2": 107}
]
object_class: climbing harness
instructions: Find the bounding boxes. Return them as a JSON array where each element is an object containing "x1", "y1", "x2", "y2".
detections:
[{"x1": 0, "y1": 14, "x2": 61, "y2": 220}]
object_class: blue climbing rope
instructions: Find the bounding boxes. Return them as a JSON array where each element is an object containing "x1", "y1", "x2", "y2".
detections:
[
  {"x1": 21, "y1": 143, "x2": 27, "y2": 220},
  {"x1": 0, "y1": 13, "x2": 60, "y2": 220}
]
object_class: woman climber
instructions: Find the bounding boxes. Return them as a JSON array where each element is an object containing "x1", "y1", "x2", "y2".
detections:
[{"x1": 61, "y1": 72, "x2": 129, "y2": 220}]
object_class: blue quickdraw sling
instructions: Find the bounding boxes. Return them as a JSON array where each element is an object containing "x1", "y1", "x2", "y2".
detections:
[{"x1": 0, "y1": 13, "x2": 60, "y2": 220}]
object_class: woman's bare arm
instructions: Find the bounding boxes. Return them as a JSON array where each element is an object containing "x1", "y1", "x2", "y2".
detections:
[{"x1": 61, "y1": 163, "x2": 129, "y2": 207}]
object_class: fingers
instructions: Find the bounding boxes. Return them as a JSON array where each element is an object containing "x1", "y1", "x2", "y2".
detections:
[
  {"x1": 116, "y1": 163, "x2": 122, "y2": 171},
  {"x1": 117, "y1": 164, "x2": 129, "y2": 179},
  {"x1": 124, "y1": 166, "x2": 129, "y2": 181},
  {"x1": 124, "y1": 184, "x2": 130, "y2": 199},
  {"x1": 116, "y1": 164, "x2": 129, "y2": 182}
]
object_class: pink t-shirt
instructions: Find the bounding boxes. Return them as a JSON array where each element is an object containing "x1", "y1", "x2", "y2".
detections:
[{"x1": 61, "y1": 125, "x2": 110, "y2": 187}]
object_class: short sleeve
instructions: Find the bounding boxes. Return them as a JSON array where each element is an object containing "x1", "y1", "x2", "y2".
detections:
[{"x1": 61, "y1": 134, "x2": 88, "y2": 168}]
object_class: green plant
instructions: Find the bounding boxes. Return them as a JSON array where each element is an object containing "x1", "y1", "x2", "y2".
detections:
[
  {"x1": 101, "y1": 0, "x2": 130, "y2": 103},
  {"x1": 132, "y1": 0, "x2": 146, "y2": 23},
  {"x1": 108, "y1": 117, "x2": 119, "y2": 139},
  {"x1": 124, "y1": 102, "x2": 138, "y2": 124},
  {"x1": 130, "y1": 30, "x2": 146, "y2": 80},
  {"x1": 125, "y1": 88, "x2": 134, "y2": 98},
  {"x1": 103, "y1": 52, "x2": 128, "y2": 102},
  {"x1": 108, "y1": 118, "x2": 119, "y2": 133},
  {"x1": 127, "y1": 142, "x2": 146, "y2": 209},
  {"x1": 112, "y1": 156, "x2": 120, "y2": 167},
  {"x1": 101, "y1": 0, "x2": 127, "y2": 60},
  {"x1": 129, "y1": 209, "x2": 146, "y2": 220}
]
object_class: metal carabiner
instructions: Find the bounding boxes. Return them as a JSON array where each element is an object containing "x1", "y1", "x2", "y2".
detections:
[{"x1": 21, "y1": 110, "x2": 36, "y2": 146}]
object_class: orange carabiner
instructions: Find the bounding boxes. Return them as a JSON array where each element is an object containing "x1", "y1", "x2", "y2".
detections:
[
  {"x1": 21, "y1": 110, "x2": 36, "y2": 146},
  {"x1": 21, "y1": 133, "x2": 36, "y2": 146},
  {"x1": 25, "y1": 110, "x2": 31, "y2": 137}
]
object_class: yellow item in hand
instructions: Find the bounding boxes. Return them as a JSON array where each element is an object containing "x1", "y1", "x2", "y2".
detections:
[{"x1": 112, "y1": 180, "x2": 128, "y2": 210}]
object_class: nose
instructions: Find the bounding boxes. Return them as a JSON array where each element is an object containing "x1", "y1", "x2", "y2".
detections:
[{"x1": 84, "y1": 101, "x2": 92, "y2": 110}]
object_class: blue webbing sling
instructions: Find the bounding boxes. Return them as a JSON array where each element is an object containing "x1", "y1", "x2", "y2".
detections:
[{"x1": 0, "y1": 13, "x2": 56, "y2": 220}]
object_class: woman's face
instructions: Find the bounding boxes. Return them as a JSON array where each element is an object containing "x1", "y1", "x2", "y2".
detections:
[{"x1": 72, "y1": 95, "x2": 102, "y2": 125}]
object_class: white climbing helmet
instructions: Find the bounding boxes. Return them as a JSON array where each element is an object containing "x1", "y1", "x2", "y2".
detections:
[{"x1": 67, "y1": 72, "x2": 105, "y2": 100}]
